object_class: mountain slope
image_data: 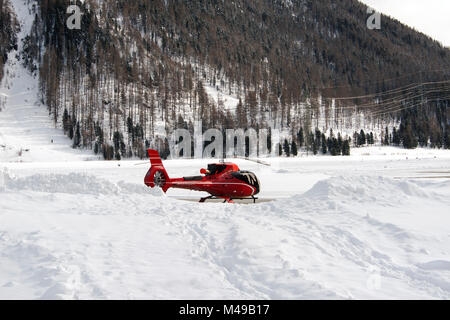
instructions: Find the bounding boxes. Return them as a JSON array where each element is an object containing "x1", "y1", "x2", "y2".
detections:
[
  {"x1": 0, "y1": 0, "x2": 96, "y2": 162},
  {"x1": 0, "y1": 0, "x2": 19, "y2": 86},
  {"x1": 6, "y1": 0, "x2": 450, "y2": 158}
]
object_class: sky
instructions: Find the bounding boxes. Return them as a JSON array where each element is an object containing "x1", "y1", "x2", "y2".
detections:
[{"x1": 359, "y1": 0, "x2": 450, "y2": 47}]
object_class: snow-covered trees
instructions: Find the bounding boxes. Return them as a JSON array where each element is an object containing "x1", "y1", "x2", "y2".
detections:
[
  {"x1": 13, "y1": 0, "x2": 449, "y2": 159},
  {"x1": 0, "y1": 0, "x2": 19, "y2": 82}
]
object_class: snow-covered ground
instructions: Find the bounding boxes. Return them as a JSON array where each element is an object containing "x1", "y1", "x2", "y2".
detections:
[
  {"x1": 1, "y1": 0, "x2": 450, "y2": 300},
  {"x1": 0, "y1": 151, "x2": 449, "y2": 299}
]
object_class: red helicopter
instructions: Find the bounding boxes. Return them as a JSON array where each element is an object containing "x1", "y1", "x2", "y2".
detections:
[{"x1": 144, "y1": 149, "x2": 261, "y2": 203}]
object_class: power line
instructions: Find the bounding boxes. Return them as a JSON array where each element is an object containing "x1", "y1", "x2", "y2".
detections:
[
  {"x1": 295, "y1": 95, "x2": 450, "y2": 122},
  {"x1": 310, "y1": 68, "x2": 450, "y2": 91},
  {"x1": 370, "y1": 96, "x2": 450, "y2": 117},
  {"x1": 321, "y1": 79, "x2": 450, "y2": 101},
  {"x1": 330, "y1": 85, "x2": 450, "y2": 110},
  {"x1": 293, "y1": 84, "x2": 450, "y2": 113}
]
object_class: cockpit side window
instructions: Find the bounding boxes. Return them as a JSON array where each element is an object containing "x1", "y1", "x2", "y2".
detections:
[{"x1": 207, "y1": 164, "x2": 227, "y2": 175}]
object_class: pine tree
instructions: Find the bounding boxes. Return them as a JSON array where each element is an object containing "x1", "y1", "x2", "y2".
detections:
[
  {"x1": 245, "y1": 136, "x2": 250, "y2": 157},
  {"x1": 321, "y1": 133, "x2": 327, "y2": 154},
  {"x1": 115, "y1": 149, "x2": 121, "y2": 160},
  {"x1": 109, "y1": 145, "x2": 114, "y2": 160},
  {"x1": 267, "y1": 127, "x2": 272, "y2": 153},
  {"x1": 120, "y1": 140, "x2": 126, "y2": 157},
  {"x1": 297, "y1": 128, "x2": 304, "y2": 147},
  {"x1": 177, "y1": 114, "x2": 185, "y2": 129},
  {"x1": 401, "y1": 123, "x2": 418, "y2": 149},
  {"x1": 325, "y1": 134, "x2": 340, "y2": 156},
  {"x1": 327, "y1": 129, "x2": 334, "y2": 153},
  {"x1": 353, "y1": 131, "x2": 359, "y2": 147},
  {"x1": 102, "y1": 144, "x2": 114, "y2": 160},
  {"x1": 306, "y1": 132, "x2": 315, "y2": 155},
  {"x1": 291, "y1": 140, "x2": 298, "y2": 156},
  {"x1": 73, "y1": 122, "x2": 81, "y2": 147},
  {"x1": 310, "y1": 132, "x2": 318, "y2": 155},
  {"x1": 127, "y1": 116, "x2": 134, "y2": 142},
  {"x1": 384, "y1": 127, "x2": 389, "y2": 145},
  {"x1": 160, "y1": 139, "x2": 170, "y2": 159},
  {"x1": 337, "y1": 133, "x2": 343, "y2": 154},
  {"x1": 315, "y1": 128, "x2": 321, "y2": 151},
  {"x1": 63, "y1": 109, "x2": 69, "y2": 133},
  {"x1": 68, "y1": 124, "x2": 74, "y2": 140},
  {"x1": 283, "y1": 139, "x2": 290, "y2": 157},
  {"x1": 113, "y1": 131, "x2": 121, "y2": 152},
  {"x1": 393, "y1": 127, "x2": 401, "y2": 145},
  {"x1": 444, "y1": 125, "x2": 450, "y2": 149},
  {"x1": 102, "y1": 144, "x2": 108, "y2": 160},
  {"x1": 359, "y1": 129, "x2": 366, "y2": 146},
  {"x1": 342, "y1": 139, "x2": 351, "y2": 156},
  {"x1": 236, "y1": 98, "x2": 247, "y2": 129},
  {"x1": 430, "y1": 125, "x2": 442, "y2": 148}
]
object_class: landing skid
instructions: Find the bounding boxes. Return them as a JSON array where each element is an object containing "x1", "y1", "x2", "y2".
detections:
[{"x1": 199, "y1": 196, "x2": 258, "y2": 203}]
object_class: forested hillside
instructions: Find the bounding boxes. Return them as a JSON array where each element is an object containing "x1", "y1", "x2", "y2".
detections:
[
  {"x1": 10, "y1": 0, "x2": 450, "y2": 158},
  {"x1": 0, "y1": 0, "x2": 18, "y2": 85}
]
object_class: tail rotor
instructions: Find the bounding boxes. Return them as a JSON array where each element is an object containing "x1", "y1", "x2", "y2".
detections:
[
  {"x1": 144, "y1": 149, "x2": 171, "y2": 192},
  {"x1": 153, "y1": 170, "x2": 166, "y2": 187}
]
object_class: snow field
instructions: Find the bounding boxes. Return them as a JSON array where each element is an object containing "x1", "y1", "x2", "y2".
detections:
[{"x1": 1, "y1": 160, "x2": 450, "y2": 299}]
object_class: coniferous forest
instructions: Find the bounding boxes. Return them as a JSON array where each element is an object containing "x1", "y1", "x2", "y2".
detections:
[
  {"x1": 3, "y1": 0, "x2": 450, "y2": 158},
  {"x1": 0, "y1": 0, "x2": 18, "y2": 87}
]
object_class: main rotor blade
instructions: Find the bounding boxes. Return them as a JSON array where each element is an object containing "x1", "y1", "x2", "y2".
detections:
[
  {"x1": 133, "y1": 162, "x2": 149, "y2": 166},
  {"x1": 233, "y1": 156, "x2": 271, "y2": 167}
]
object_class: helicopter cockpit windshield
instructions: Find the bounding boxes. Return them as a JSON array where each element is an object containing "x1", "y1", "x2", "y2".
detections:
[{"x1": 230, "y1": 171, "x2": 260, "y2": 195}]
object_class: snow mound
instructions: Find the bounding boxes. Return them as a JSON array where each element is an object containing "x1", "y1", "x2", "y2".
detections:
[
  {"x1": 0, "y1": 170, "x2": 158, "y2": 196},
  {"x1": 301, "y1": 175, "x2": 429, "y2": 203},
  {"x1": 418, "y1": 260, "x2": 450, "y2": 271}
]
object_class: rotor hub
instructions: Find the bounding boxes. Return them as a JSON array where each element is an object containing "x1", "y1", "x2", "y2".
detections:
[{"x1": 153, "y1": 171, "x2": 166, "y2": 187}]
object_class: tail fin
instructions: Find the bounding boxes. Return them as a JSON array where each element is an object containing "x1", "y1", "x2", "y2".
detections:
[
  {"x1": 144, "y1": 149, "x2": 171, "y2": 192},
  {"x1": 148, "y1": 149, "x2": 164, "y2": 167}
]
